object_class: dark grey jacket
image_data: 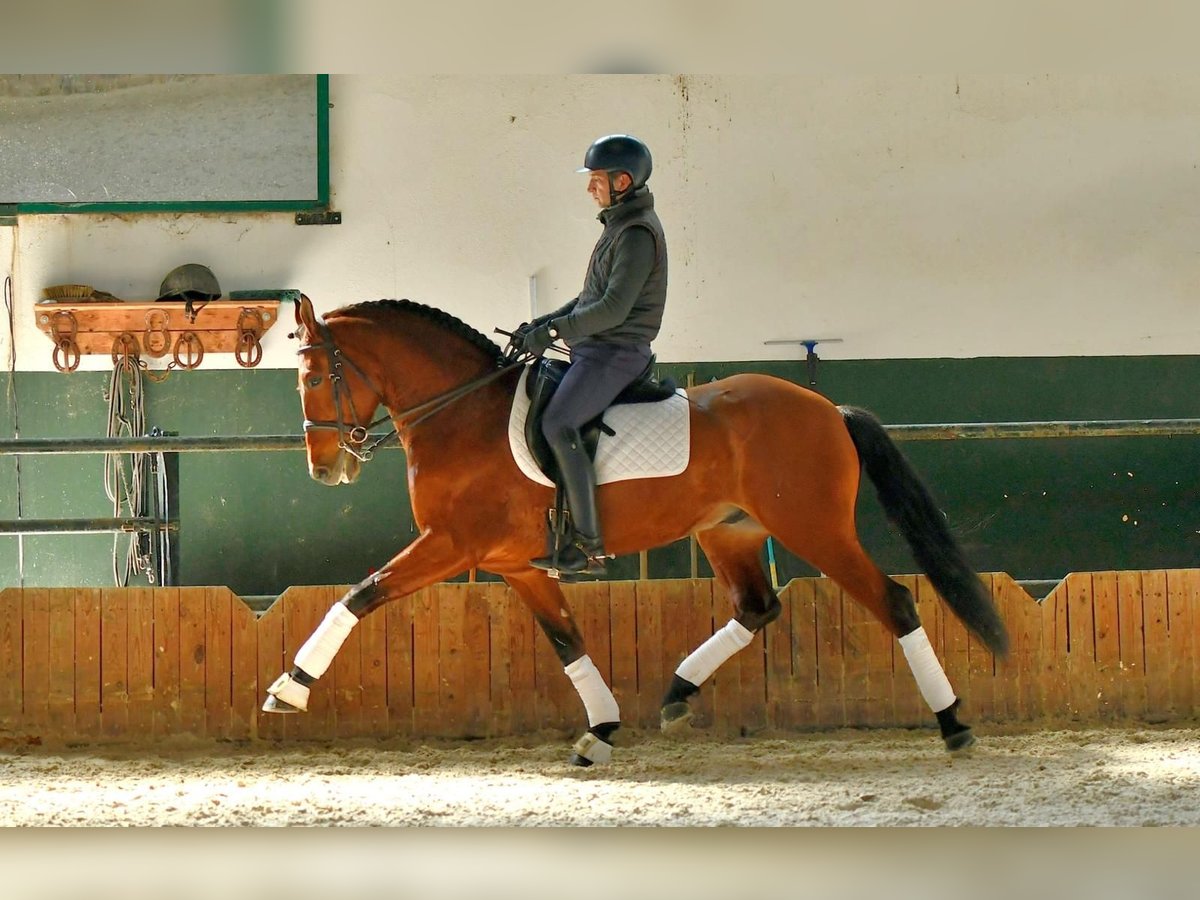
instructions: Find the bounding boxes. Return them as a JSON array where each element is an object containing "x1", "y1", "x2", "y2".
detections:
[{"x1": 538, "y1": 188, "x2": 667, "y2": 347}]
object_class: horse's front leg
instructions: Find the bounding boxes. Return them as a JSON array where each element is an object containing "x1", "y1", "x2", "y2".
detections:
[
  {"x1": 505, "y1": 570, "x2": 620, "y2": 767},
  {"x1": 262, "y1": 530, "x2": 468, "y2": 714}
]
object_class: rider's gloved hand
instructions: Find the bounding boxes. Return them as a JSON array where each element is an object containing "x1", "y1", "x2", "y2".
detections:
[{"x1": 518, "y1": 322, "x2": 554, "y2": 358}]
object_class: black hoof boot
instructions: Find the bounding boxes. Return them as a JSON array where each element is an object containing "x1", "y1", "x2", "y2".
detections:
[
  {"x1": 936, "y1": 698, "x2": 975, "y2": 753},
  {"x1": 568, "y1": 722, "x2": 619, "y2": 766},
  {"x1": 660, "y1": 701, "x2": 694, "y2": 735}
]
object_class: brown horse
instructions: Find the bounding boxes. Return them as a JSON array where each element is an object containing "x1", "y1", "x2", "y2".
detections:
[{"x1": 263, "y1": 295, "x2": 1009, "y2": 765}]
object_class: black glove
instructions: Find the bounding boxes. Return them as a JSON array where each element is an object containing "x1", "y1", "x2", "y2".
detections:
[{"x1": 518, "y1": 322, "x2": 554, "y2": 358}]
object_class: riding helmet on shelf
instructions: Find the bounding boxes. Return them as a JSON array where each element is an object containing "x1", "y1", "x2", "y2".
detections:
[
  {"x1": 158, "y1": 263, "x2": 222, "y2": 301},
  {"x1": 577, "y1": 134, "x2": 652, "y2": 198}
]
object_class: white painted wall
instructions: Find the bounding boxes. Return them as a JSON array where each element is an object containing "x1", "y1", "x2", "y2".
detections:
[{"x1": 3, "y1": 74, "x2": 1198, "y2": 371}]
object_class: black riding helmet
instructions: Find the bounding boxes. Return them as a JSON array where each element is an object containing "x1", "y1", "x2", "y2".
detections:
[
  {"x1": 158, "y1": 263, "x2": 222, "y2": 301},
  {"x1": 576, "y1": 134, "x2": 652, "y2": 203}
]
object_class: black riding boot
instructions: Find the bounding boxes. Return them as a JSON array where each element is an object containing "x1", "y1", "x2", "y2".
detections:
[{"x1": 531, "y1": 427, "x2": 607, "y2": 577}]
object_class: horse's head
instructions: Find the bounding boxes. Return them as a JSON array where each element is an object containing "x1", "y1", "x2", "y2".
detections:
[{"x1": 293, "y1": 294, "x2": 384, "y2": 486}]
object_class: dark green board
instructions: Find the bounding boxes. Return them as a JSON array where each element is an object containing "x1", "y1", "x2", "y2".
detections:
[{"x1": 3, "y1": 355, "x2": 1198, "y2": 596}]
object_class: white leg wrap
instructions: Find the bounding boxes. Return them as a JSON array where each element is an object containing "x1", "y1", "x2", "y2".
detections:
[
  {"x1": 294, "y1": 602, "x2": 359, "y2": 679},
  {"x1": 898, "y1": 626, "x2": 956, "y2": 713},
  {"x1": 564, "y1": 655, "x2": 620, "y2": 726},
  {"x1": 675, "y1": 619, "x2": 754, "y2": 687}
]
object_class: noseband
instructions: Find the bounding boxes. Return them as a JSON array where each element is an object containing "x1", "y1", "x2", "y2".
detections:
[
  {"x1": 298, "y1": 317, "x2": 526, "y2": 464},
  {"x1": 299, "y1": 319, "x2": 396, "y2": 461}
]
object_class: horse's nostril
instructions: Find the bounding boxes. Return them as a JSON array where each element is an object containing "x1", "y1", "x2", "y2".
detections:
[{"x1": 312, "y1": 466, "x2": 330, "y2": 480}]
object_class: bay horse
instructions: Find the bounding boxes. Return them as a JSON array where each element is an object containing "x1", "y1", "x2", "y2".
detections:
[{"x1": 263, "y1": 295, "x2": 1009, "y2": 765}]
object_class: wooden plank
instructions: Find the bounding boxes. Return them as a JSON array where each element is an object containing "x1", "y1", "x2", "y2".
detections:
[
  {"x1": 682, "y1": 578, "x2": 715, "y2": 729},
  {"x1": 1142, "y1": 570, "x2": 1170, "y2": 721},
  {"x1": 1044, "y1": 580, "x2": 1071, "y2": 720},
  {"x1": 0, "y1": 590, "x2": 22, "y2": 733},
  {"x1": 633, "y1": 581, "x2": 664, "y2": 732},
  {"x1": 736, "y1": 588, "x2": 768, "y2": 736},
  {"x1": 993, "y1": 575, "x2": 1034, "y2": 722},
  {"x1": 126, "y1": 587, "x2": 156, "y2": 739},
  {"x1": 152, "y1": 587, "x2": 181, "y2": 739},
  {"x1": 890, "y1": 575, "x2": 924, "y2": 727},
  {"x1": 1064, "y1": 574, "x2": 1097, "y2": 721},
  {"x1": 410, "y1": 586, "x2": 441, "y2": 736},
  {"x1": 840, "y1": 583, "x2": 872, "y2": 728},
  {"x1": 203, "y1": 587, "x2": 232, "y2": 740},
  {"x1": 966, "y1": 576, "x2": 996, "y2": 724},
  {"x1": 708, "y1": 578, "x2": 741, "y2": 736},
  {"x1": 255, "y1": 596, "x2": 286, "y2": 742},
  {"x1": 1189, "y1": 570, "x2": 1200, "y2": 720},
  {"x1": 786, "y1": 578, "x2": 818, "y2": 730},
  {"x1": 1166, "y1": 569, "x2": 1196, "y2": 718},
  {"x1": 100, "y1": 588, "x2": 129, "y2": 739},
  {"x1": 765, "y1": 579, "x2": 795, "y2": 729},
  {"x1": 462, "y1": 584, "x2": 492, "y2": 737},
  {"x1": 229, "y1": 592, "x2": 259, "y2": 741},
  {"x1": 1116, "y1": 571, "x2": 1146, "y2": 720},
  {"x1": 505, "y1": 586, "x2": 538, "y2": 735},
  {"x1": 436, "y1": 583, "x2": 468, "y2": 738},
  {"x1": 385, "y1": 593, "x2": 415, "y2": 736},
  {"x1": 177, "y1": 586, "x2": 208, "y2": 737},
  {"x1": 812, "y1": 577, "x2": 845, "y2": 730},
  {"x1": 658, "y1": 580, "x2": 691, "y2": 722},
  {"x1": 46, "y1": 589, "x2": 76, "y2": 738},
  {"x1": 606, "y1": 581, "x2": 639, "y2": 731},
  {"x1": 22, "y1": 588, "x2": 50, "y2": 737},
  {"x1": 1091, "y1": 572, "x2": 1121, "y2": 720},
  {"x1": 332, "y1": 597, "x2": 365, "y2": 739},
  {"x1": 357, "y1": 604, "x2": 390, "y2": 738},
  {"x1": 865, "y1": 587, "x2": 896, "y2": 727},
  {"x1": 73, "y1": 588, "x2": 102, "y2": 740},
  {"x1": 486, "y1": 587, "x2": 513, "y2": 736}
]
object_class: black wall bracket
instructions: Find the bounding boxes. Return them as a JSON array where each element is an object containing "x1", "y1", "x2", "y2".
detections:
[{"x1": 295, "y1": 209, "x2": 342, "y2": 226}]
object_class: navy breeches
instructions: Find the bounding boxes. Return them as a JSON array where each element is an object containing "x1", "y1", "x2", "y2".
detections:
[{"x1": 540, "y1": 341, "x2": 652, "y2": 443}]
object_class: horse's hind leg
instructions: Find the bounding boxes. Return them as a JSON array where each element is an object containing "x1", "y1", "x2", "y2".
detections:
[
  {"x1": 660, "y1": 519, "x2": 781, "y2": 735},
  {"x1": 504, "y1": 570, "x2": 621, "y2": 766},
  {"x1": 776, "y1": 529, "x2": 974, "y2": 751}
]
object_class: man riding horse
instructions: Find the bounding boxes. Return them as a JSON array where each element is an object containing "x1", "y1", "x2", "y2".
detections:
[{"x1": 511, "y1": 133, "x2": 668, "y2": 578}]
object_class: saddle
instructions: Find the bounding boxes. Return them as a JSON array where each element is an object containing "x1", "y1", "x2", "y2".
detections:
[{"x1": 523, "y1": 356, "x2": 678, "y2": 482}]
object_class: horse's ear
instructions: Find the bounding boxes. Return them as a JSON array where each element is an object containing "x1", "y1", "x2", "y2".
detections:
[{"x1": 296, "y1": 293, "x2": 318, "y2": 335}]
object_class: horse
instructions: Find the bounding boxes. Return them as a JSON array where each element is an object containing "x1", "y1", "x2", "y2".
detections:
[{"x1": 263, "y1": 294, "x2": 1009, "y2": 766}]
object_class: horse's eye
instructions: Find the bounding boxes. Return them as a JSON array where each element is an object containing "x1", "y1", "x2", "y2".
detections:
[{"x1": 307, "y1": 375, "x2": 323, "y2": 388}]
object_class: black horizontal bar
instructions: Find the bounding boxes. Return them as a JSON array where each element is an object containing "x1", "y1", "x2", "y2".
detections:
[
  {"x1": 0, "y1": 518, "x2": 180, "y2": 535},
  {"x1": 0, "y1": 419, "x2": 1197, "y2": 456}
]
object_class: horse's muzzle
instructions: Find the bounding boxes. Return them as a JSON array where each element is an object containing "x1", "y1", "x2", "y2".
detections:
[{"x1": 310, "y1": 451, "x2": 360, "y2": 486}]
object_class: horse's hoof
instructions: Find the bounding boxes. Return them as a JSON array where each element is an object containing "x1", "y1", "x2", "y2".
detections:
[
  {"x1": 660, "y1": 702, "x2": 694, "y2": 736},
  {"x1": 261, "y1": 695, "x2": 301, "y2": 714},
  {"x1": 944, "y1": 728, "x2": 976, "y2": 753},
  {"x1": 569, "y1": 753, "x2": 594, "y2": 768}
]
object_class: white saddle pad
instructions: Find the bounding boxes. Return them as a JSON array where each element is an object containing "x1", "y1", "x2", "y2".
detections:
[{"x1": 508, "y1": 367, "x2": 691, "y2": 487}]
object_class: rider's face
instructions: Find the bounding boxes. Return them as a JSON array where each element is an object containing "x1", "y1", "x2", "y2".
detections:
[{"x1": 586, "y1": 170, "x2": 611, "y2": 208}]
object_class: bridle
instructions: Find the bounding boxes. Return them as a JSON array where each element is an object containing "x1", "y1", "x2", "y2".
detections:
[{"x1": 298, "y1": 317, "x2": 526, "y2": 463}]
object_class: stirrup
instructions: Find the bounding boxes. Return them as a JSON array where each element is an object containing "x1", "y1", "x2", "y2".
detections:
[{"x1": 530, "y1": 541, "x2": 607, "y2": 579}]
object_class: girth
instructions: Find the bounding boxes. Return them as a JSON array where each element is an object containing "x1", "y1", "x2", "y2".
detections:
[{"x1": 524, "y1": 356, "x2": 678, "y2": 481}]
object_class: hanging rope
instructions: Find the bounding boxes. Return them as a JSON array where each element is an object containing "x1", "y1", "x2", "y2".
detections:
[{"x1": 104, "y1": 350, "x2": 149, "y2": 585}]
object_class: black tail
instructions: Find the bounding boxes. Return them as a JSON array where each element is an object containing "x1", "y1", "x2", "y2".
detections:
[{"x1": 839, "y1": 406, "x2": 1009, "y2": 657}]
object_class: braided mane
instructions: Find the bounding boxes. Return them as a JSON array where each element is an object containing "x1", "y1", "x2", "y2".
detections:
[{"x1": 329, "y1": 298, "x2": 504, "y2": 364}]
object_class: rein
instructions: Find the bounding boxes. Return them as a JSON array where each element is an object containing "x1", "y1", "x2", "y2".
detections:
[{"x1": 299, "y1": 318, "x2": 526, "y2": 462}]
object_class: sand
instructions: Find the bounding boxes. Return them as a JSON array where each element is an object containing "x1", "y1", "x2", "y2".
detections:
[{"x1": 2, "y1": 723, "x2": 1198, "y2": 826}]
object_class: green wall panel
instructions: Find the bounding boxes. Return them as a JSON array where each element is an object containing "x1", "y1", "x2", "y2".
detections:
[{"x1": 2, "y1": 356, "x2": 1198, "y2": 594}]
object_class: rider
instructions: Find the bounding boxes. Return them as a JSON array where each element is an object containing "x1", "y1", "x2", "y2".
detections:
[{"x1": 512, "y1": 134, "x2": 668, "y2": 577}]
